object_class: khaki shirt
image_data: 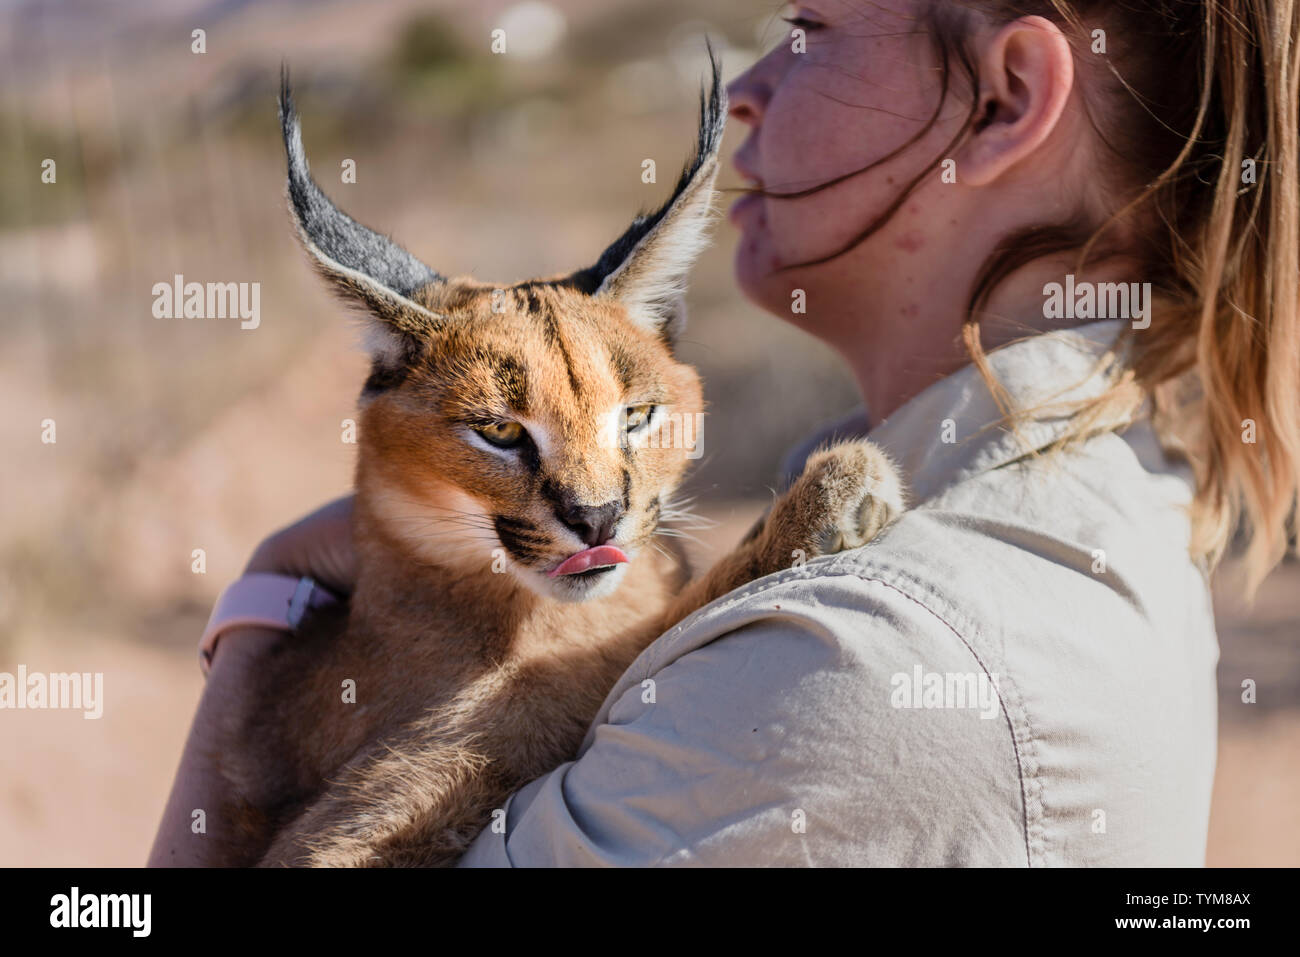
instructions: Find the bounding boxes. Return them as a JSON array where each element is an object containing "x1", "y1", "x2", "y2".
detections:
[{"x1": 459, "y1": 319, "x2": 1219, "y2": 866}]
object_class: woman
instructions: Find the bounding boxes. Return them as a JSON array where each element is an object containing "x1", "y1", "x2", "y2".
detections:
[{"x1": 151, "y1": 0, "x2": 1298, "y2": 865}]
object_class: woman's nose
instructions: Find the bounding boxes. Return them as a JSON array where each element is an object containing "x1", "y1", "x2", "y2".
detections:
[{"x1": 727, "y1": 68, "x2": 768, "y2": 127}]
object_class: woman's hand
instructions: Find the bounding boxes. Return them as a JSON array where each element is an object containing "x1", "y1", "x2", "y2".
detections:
[
  {"x1": 243, "y1": 494, "x2": 358, "y2": 595},
  {"x1": 147, "y1": 495, "x2": 358, "y2": 866}
]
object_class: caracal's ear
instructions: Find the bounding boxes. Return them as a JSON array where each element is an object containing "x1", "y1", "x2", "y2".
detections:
[
  {"x1": 567, "y1": 44, "x2": 726, "y2": 342},
  {"x1": 278, "y1": 67, "x2": 446, "y2": 371}
]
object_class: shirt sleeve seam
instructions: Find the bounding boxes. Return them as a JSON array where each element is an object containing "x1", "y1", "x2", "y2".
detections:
[
  {"x1": 842, "y1": 572, "x2": 1037, "y2": 868},
  {"x1": 630, "y1": 560, "x2": 1039, "y2": 867}
]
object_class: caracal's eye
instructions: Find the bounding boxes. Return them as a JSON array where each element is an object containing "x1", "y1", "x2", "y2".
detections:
[
  {"x1": 624, "y1": 404, "x2": 657, "y2": 433},
  {"x1": 476, "y1": 421, "x2": 526, "y2": 449}
]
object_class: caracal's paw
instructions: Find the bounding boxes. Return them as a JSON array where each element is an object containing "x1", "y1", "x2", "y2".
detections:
[{"x1": 761, "y1": 440, "x2": 906, "y2": 564}]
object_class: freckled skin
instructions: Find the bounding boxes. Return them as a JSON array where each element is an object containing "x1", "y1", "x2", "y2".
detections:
[
  {"x1": 724, "y1": 0, "x2": 1106, "y2": 422},
  {"x1": 728, "y1": 0, "x2": 951, "y2": 310},
  {"x1": 896, "y1": 231, "x2": 926, "y2": 253}
]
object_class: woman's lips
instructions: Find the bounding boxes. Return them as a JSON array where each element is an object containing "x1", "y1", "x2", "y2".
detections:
[
  {"x1": 548, "y1": 544, "x2": 629, "y2": 577},
  {"x1": 732, "y1": 148, "x2": 762, "y2": 187},
  {"x1": 730, "y1": 150, "x2": 764, "y2": 226},
  {"x1": 728, "y1": 190, "x2": 764, "y2": 226}
]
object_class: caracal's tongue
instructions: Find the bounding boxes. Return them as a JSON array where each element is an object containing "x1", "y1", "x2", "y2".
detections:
[{"x1": 549, "y1": 544, "x2": 628, "y2": 577}]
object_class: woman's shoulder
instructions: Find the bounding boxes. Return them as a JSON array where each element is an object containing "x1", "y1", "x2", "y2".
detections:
[
  {"x1": 685, "y1": 427, "x2": 1218, "y2": 713},
  {"x1": 607, "y1": 461, "x2": 1218, "y2": 863},
  {"x1": 473, "y1": 449, "x2": 1218, "y2": 866},
  {"x1": 549, "y1": 538, "x2": 1034, "y2": 866}
]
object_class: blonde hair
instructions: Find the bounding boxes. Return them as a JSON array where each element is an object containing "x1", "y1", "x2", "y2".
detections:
[
  {"x1": 765, "y1": 1, "x2": 1299, "y2": 596},
  {"x1": 938, "y1": 1, "x2": 1300, "y2": 597}
]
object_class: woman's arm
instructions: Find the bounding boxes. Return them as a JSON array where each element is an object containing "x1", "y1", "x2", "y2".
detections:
[
  {"x1": 147, "y1": 496, "x2": 358, "y2": 867},
  {"x1": 147, "y1": 625, "x2": 289, "y2": 866}
]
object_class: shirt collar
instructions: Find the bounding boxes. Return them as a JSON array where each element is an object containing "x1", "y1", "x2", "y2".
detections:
[{"x1": 866, "y1": 319, "x2": 1132, "y2": 503}]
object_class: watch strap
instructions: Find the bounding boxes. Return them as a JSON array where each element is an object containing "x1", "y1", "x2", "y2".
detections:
[{"x1": 199, "y1": 573, "x2": 339, "y2": 675}]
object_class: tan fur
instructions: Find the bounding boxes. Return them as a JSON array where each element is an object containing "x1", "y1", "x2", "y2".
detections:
[
  {"x1": 205, "y1": 70, "x2": 907, "y2": 865},
  {"x1": 205, "y1": 276, "x2": 904, "y2": 867}
]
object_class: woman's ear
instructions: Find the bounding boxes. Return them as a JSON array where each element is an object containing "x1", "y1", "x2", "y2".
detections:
[{"x1": 956, "y1": 15, "x2": 1075, "y2": 187}]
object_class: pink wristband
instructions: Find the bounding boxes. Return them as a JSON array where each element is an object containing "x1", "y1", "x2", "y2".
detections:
[{"x1": 199, "y1": 573, "x2": 339, "y2": 675}]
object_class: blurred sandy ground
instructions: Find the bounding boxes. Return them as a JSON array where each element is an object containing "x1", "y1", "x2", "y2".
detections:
[{"x1": 0, "y1": 0, "x2": 1295, "y2": 866}]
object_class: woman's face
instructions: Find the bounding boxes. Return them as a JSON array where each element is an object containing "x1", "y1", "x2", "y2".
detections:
[{"x1": 727, "y1": 0, "x2": 966, "y2": 316}]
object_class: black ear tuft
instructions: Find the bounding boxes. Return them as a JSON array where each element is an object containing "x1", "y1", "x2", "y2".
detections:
[
  {"x1": 566, "y1": 42, "x2": 727, "y2": 340},
  {"x1": 278, "y1": 65, "x2": 446, "y2": 357}
]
